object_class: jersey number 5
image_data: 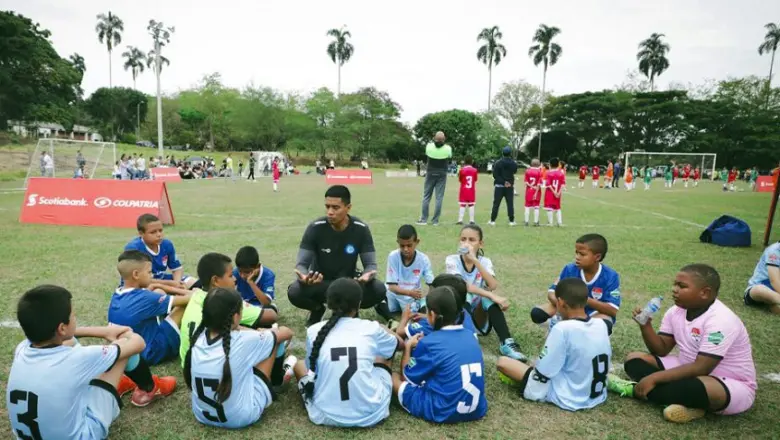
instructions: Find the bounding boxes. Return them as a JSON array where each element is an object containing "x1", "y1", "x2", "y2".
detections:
[
  {"x1": 9, "y1": 390, "x2": 42, "y2": 440},
  {"x1": 590, "y1": 354, "x2": 609, "y2": 398},
  {"x1": 331, "y1": 346, "x2": 358, "y2": 401},
  {"x1": 456, "y1": 363, "x2": 482, "y2": 414},
  {"x1": 195, "y1": 377, "x2": 228, "y2": 423}
]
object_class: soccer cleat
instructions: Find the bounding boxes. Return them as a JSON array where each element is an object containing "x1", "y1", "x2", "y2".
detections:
[
  {"x1": 131, "y1": 375, "x2": 177, "y2": 407},
  {"x1": 509, "y1": 222, "x2": 517, "y2": 226},
  {"x1": 663, "y1": 404, "x2": 706, "y2": 423},
  {"x1": 499, "y1": 339, "x2": 528, "y2": 362},
  {"x1": 306, "y1": 307, "x2": 326, "y2": 327},
  {"x1": 533, "y1": 222, "x2": 540, "y2": 227},
  {"x1": 117, "y1": 375, "x2": 137, "y2": 397},
  {"x1": 282, "y1": 355, "x2": 298, "y2": 385},
  {"x1": 524, "y1": 222, "x2": 529, "y2": 227},
  {"x1": 487, "y1": 221, "x2": 496, "y2": 226},
  {"x1": 455, "y1": 221, "x2": 464, "y2": 225},
  {"x1": 498, "y1": 371, "x2": 521, "y2": 388},
  {"x1": 606, "y1": 374, "x2": 635, "y2": 397}
]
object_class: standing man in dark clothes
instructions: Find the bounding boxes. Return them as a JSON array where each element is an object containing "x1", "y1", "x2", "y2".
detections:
[
  {"x1": 247, "y1": 153, "x2": 256, "y2": 182},
  {"x1": 288, "y1": 185, "x2": 391, "y2": 326},
  {"x1": 613, "y1": 161, "x2": 622, "y2": 188},
  {"x1": 417, "y1": 131, "x2": 452, "y2": 226},
  {"x1": 489, "y1": 146, "x2": 518, "y2": 226}
]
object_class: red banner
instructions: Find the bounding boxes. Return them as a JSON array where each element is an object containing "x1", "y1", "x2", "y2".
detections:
[
  {"x1": 20, "y1": 178, "x2": 174, "y2": 228},
  {"x1": 151, "y1": 167, "x2": 182, "y2": 182},
  {"x1": 756, "y1": 176, "x2": 775, "y2": 193},
  {"x1": 325, "y1": 169, "x2": 373, "y2": 185}
]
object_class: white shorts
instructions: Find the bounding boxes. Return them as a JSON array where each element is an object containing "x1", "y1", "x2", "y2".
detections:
[
  {"x1": 84, "y1": 380, "x2": 122, "y2": 439},
  {"x1": 386, "y1": 292, "x2": 425, "y2": 313}
]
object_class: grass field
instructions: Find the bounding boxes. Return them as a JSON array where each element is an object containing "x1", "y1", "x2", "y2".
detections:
[{"x1": 0, "y1": 174, "x2": 779, "y2": 440}]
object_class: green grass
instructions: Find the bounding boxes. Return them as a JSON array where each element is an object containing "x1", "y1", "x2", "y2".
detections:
[{"x1": 0, "y1": 175, "x2": 778, "y2": 439}]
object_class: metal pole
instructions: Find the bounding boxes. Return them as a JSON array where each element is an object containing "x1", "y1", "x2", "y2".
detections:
[
  {"x1": 155, "y1": 39, "x2": 164, "y2": 158},
  {"x1": 136, "y1": 101, "x2": 142, "y2": 140}
]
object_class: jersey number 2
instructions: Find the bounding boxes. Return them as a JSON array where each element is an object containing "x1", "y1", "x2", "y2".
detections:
[
  {"x1": 9, "y1": 390, "x2": 42, "y2": 440},
  {"x1": 195, "y1": 377, "x2": 228, "y2": 423},
  {"x1": 590, "y1": 354, "x2": 609, "y2": 398},
  {"x1": 456, "y1": 363, "x2": 482, "y2": 414},
  {"x1": 331, "y1": 346, "x2": 358, "y2": 401}
]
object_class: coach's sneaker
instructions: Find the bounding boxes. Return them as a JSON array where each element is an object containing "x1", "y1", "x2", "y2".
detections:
[
  {"x1": 117, "y1": 375, "x2": 137, "y2": 397},
  {"x1": 663, "y1": 404, "x2": 706, "y2": 423},
  {"x1": 282, "y1": 355, "x2": 298, "y2": 385},
  {"x1": 497, "y1": 371, "x2": 521, "y2": 388},
  {"x1": 509, "y1": 222, "x2": 517, "y2": 226},
  {"x1": 606, "y1": 374, "x2": 635, "y2": 397},
  {"x1": 487, "y1": 221, "x2": 496, "y2": 226},
  {"x1": 415, "y1": 220, "x2": 427, "y2": 226},
  {"x1": 131, "y1": 375, "x2": 177, "y2": 407},
  {"x1": 499, "y1": 339, "x2": 528, "y2": 362}
]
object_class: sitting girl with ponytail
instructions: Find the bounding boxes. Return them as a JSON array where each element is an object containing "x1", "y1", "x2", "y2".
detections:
[
  {"x1": 290, "y1": 278, "x2": 403, "y2": 427},
  {"x1": 184, "y1": 288, "x2": 294, "y2": 429},
  {"x1": 392, "y1": 286, "x2": 488, "y2": 423}
]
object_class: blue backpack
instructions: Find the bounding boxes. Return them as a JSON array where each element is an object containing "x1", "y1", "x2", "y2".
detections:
[{"x1": 700, "y1": 215, "x2": 752, "y2": 247}]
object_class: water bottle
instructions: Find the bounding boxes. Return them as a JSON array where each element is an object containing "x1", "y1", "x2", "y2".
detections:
[
  {"x1": 549, "y1": 313, "x2": 562, "y2": 329},
  {"x1": 410, "y1": 301, "x2": 421, "y2": 314},
  {"x1": 635, "y1": 296, "x2": 663, "y2": 325}
]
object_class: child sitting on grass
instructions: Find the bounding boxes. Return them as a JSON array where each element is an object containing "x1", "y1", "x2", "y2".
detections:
[
  {"x1": 608, "y1": 264, "x2": 757, "y2": 423},
  {"x1": 397, "y1": 273, "x2": 477, "y2": 339},
  {"x1": 233, "y1": 246, "x2": 277, "y2": 308},
  {"x1": 124, "y1": 213, "x2": 197, "y2": 288},
  {"x1": 497, "y1": 278, "x2": 612, "y2": 411},
  {"x1": 743, "y1": 241, "x2": 780, "y2": 314},
  {"x1": 385, "y1": 224, "x2": 434, "y2": 315}
]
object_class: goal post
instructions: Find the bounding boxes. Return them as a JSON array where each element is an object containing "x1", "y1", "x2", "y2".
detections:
[
  {"x1": 25, "y1": 139, "x2": 116, "y2": 188},
  {"x1": 624, "y1": 151, "x2": 717, "y2": 180}
]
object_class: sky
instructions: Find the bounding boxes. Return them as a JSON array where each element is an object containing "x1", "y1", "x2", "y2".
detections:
[{"x1": 4, "y1": 0, "x2": 780, "y2": 123}]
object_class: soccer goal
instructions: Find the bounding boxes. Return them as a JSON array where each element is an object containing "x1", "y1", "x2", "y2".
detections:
[
  {"x1": 250, "y1": 151, "x2": 286, "y2": 177},
  {"x1": 624, "y1": 151, "x2": 717, "y2": 180},
  {"x1": 24, "y1": 138, "x2": 116, "y2": 188}
]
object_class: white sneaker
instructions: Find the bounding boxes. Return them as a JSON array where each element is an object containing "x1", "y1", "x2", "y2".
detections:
[
  {"x1": 509, "y1": 222, "x2": 517, "y2": 226},
  {"x1": 488, "y1": 221, "x2": 496, "y2": 226},
  {"x1": 282, "y1": 356, "x2": 297, "y2": 385}
]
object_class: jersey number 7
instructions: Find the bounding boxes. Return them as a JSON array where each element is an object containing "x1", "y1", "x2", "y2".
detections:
[{"x1": 331, "y1": 346, "x2": 358, "y2": 401}]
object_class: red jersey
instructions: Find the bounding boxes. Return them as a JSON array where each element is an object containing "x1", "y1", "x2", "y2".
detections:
[
  {"x1": 728, "y1": 170, "x2": 737, "y2": 183},
  {"x1": 272, "y1": 162, "x2": 280, "y2": 180},
  {"x1": 544, "y1": 169, "x2": 565, "y2": 210},
  {"x1": 458, "y1": 165, "x2": 478, "y2": 204},
  {"x1": 579, "y1": 166, "x2": 587, "y2": 180},
  {"x1": 672, "y1": 167, "x2": 679, "y2": 178},
  {"x1": 592, "y1": 166, "x2": 600, "y2": 179},
  {"x1": 693, "y1": 169, "x2": 700, "y2": 180},
  {"x1": 683, "y1": 165, "x2": 691, "y2": 178},
  {"x1": 524, "y1": 167, "x2": 542, "y2": 207}
]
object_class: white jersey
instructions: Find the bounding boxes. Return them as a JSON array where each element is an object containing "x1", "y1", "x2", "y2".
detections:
[
  {"x1": 445, "y1": 254, "x2": 495, "y2": 289},
  {"x1": 386, "y1": 250, "x2": 434, "y2": 292},
  {"x1": 305, "y1": 317, "x2": 398, "y2": 426},
  {"x1": 190, "y1": 329, "x2": 276, "y2": 429},
  {"x1": 7, "y1": 340, "x2": 120, "y2": 439},
  {"x1": 523, "y1": 318, "x2": 612, "y2": 411}
]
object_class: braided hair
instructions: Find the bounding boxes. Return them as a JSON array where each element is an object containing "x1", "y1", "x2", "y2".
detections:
[
  {"x1": 426, "y1": 286, "x2": 459, "y2": 330},
  {"x1": 304, "y1": 278, "x2": 362, "y2": 401},
  {"x1": 182, "y1": 287, "x2": 243, "y2": 403}
]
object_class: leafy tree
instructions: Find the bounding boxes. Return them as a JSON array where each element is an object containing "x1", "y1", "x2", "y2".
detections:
[
  {"x1": 413, "y1": 109, "x2": 482, "y2": 158},
  {"x1": 122, "y1": 46, "x2": 146, "y2": 89},
  {"x1": 758, "y1": 23, "x2": 780, "y2": 100},
  {"x1": 637, "y1": 33, "x2": 670, "y2": 91},
  {"x1": 69, "y1": 53, "x2": 86, "y2": 76},
  {"x1": 476, "y1": 26, "x2": 507, "y2": 110},
  {"x1": 326, "y1": 27, "x2": 354, "y2": 97},
  {"x1": 0, "y1": 12, "x2": 82, "y2": 130},
  {"x1": 475, "y1": 111, "x2": 511, "y2": 163},
  {"x1": 528, "y1": 24, "x2": 562, "y2": 158},
  {"x1": 491, "y1": 80, "x2": 545, "y2": 153},
  {"x1": 85, "y1": 87, "x2": 148, "y2": 139},
  {"x1": 95, "y1": 11, "x2": 123, "y2": 87}
]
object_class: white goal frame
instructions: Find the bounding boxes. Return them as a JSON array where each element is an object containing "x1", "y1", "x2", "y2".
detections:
[
  {"x1": 624, "y1": 151, "x2": 717, "y2": 180},
  {"x1": 25, "y1": 139, "x2": 116, "y2": 188}
]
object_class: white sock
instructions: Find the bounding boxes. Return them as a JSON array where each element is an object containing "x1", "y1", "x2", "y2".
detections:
[
  {"x1": 547, "y1": 210, "x2": 553, "y2": 225},
  {"x1": 468, "y1": 205, "x2": 475, "y2": 223},
  {"x1": 556, "y1": 210, "x2": 563, "y2": 225},
  {"x1": 684, "y1": 181, "x2": 688, "y2": 188},
  {"x1": 458, "y1": 206, "x2": 465, "y2": 222},
  {"x1": 524, "y1": 207, "x2": 530, "y2": 223},
  {"x1": 534, "y1": 208, "x2": 540, "y2": 223},
  {"x1": 273, "y1": 182, "x2": 278, "y2": 191}
]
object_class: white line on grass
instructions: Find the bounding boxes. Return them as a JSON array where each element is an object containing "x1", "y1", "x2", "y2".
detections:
[{"x1": 566, "y1": 192, "x2": 707, "y2": 228}]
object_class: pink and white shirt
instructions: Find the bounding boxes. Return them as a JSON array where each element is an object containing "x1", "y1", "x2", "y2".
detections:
[{"x1": 659, "y1": 299, "x2": 756, "y2": 389}]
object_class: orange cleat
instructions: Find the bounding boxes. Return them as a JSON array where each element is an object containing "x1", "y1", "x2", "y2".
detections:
[
  {"x1": 117, "y1": 375, "x2": 137, "y2": 397},
  {"x1": 130, "y1": 375, "x2": 177, "y2": 407}
]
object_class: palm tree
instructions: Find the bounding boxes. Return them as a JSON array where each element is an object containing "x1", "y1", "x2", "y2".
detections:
[
  {"x1": 477, "y1": 26, "x2": 507, "y2": 110},
  {"x1": 637, "y1": 33, "x2": 670, "y2": 92},
  {"x1": 758, "y1": 22, "x2": 780, "y2": 98},
  {"x1": 326, "y1": 27, "x2": 354, "y2": 97},
  {"x1": 69, "y1": 53, "x2": 86, "y2": 76},
  {"x1": 95, "y1": 11, "x2": 124, "y2": 87},
  {"x1": 528, "y1": 24, "x2": 562, "y2": 158},
  {"x1": 146, "y1": 49, "x2": 170, "y2": 73},
  {"x1": 122, "y1": 47, "x2": 146, "y2": 89}
]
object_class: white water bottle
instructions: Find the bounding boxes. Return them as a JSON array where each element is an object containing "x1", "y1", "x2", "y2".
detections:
[{"x1": 635, "y1": 296, "x2": 663, "y2": 325}]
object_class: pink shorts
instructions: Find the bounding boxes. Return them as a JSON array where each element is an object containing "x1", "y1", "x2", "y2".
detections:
[{"x1": 659, "y1": 355, "x2": 755, "y2": 415}]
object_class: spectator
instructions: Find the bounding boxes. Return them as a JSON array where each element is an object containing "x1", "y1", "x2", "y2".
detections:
[{"x1": 417, "y1": 131, "x2": 452, "y2": 226}]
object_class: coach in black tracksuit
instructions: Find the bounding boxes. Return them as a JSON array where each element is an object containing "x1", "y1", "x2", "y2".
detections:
[{"x1": 490, "y1": 146, "x2": 518, "y2": 225}]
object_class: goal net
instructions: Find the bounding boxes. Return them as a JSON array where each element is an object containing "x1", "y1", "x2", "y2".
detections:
[
  {"x1": 24, "y1": 139, "x2": 116, "y2": 187},
  {"x1": 250, "y1": 151, "x2": 287, "y2": 177},
  {"x1": 623, "y1": 151, "x2": 717, "y2": 180}
]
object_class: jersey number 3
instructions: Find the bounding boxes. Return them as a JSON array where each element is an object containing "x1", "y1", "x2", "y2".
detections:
[
  {"x1": 456, "y1": 363, "x2": 482, "y2": 414},
  {"x1": 464, "y1": 175, "x2": 473, "y2": 189},
  {"x1": 331, "y1": 346, "x2": 358, "y2": 401},
  {"x1": 590, "y1": 354, "x2": 609, "y2": 398},
  {"x1": 9, "y1": 390, "x2": 42, "y2": 440},
  {"x1": 195, "y1": 377, "x2": 228, "y2": 423}
]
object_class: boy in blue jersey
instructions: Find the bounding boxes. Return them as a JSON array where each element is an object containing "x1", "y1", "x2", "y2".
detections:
[
  {"x1": 397, "y1": 273, "x2": 477, "y2": 339},
  {"x1": 385, "y1": 225, "x2": 435, "y2": 313},
  {"x1": 743, "y1": 241, "x2": 780, "y2": 314},
  {"x1": 393, "y1": 286, "x2": 488, "y2": 423},
  {"x1": 109, "y1": 250, "x2": 191, "y2": 368},
  {"x1": 7, "y1": 285, "x2": 148, "y2": 439},
  {"x1": 531, "y1": 233, "x2": 621, "y2": 328},
  {"x1": 124, "y1": 213, "x2": 197, "y2": 288},
  {"x1": 498, "y1": 278, "x2": 612, "y2": 411},
  {"x1": 234, "y1": 246, "x2": 277, "y2": 308}
]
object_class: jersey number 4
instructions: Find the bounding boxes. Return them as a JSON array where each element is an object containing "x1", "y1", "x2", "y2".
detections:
[
  {"x1": 331, "y1": 346, "x2": 358, "y2": 401},
  {"x1": 590, "y1": 354, "x2": 609, "y2": 398},
  {"x1": 456, "y1": 363, "x2": 482, "y2": 414},
  {"x1": 195, "y1": 377, "x2": 228, "y2": 423},
  {"x1": 9, "y1": 390, "x2": 42, "y2": 440}
]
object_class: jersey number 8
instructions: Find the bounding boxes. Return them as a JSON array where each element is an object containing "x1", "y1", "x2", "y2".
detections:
[
  {"x1": 456, "y1": 363, "x2": 482, "y2": 414},
  {"x1": 590, "y1": 354, "x2": 609, "y2": 399}
]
